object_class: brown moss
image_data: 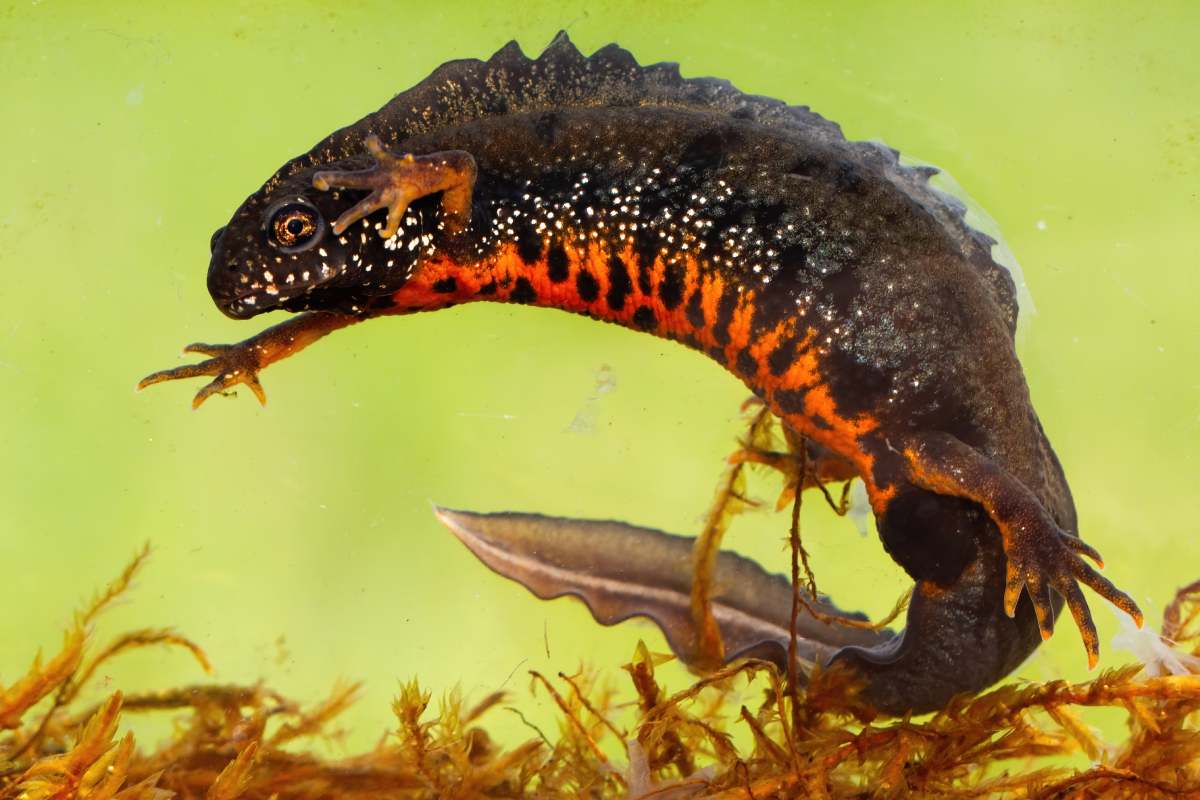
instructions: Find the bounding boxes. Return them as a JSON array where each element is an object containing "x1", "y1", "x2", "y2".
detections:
[{"x1": 2, "y1": 548, "x2": 1199, "y2": 800}]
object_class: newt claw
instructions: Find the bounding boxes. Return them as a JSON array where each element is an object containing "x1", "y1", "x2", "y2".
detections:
[{"x1": 1005, "y1": 519, "x2": 1143, "y2": 669}]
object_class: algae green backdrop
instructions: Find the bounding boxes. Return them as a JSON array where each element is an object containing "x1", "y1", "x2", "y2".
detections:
[{"x1": 2, "y1": 1, "x2": 1197, "y2": 748}]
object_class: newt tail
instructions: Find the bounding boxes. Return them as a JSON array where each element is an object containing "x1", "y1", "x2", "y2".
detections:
[{"x1": 139, "y1": 33, "x2": 1140, "y2": 714}]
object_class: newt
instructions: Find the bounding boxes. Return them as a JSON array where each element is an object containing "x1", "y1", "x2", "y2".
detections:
[{"x1": 140, "y1": 33, "x2": 1141, "y2": 714}]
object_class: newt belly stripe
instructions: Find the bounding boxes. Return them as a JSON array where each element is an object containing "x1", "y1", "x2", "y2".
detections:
[{"x1": 389, "y1": 225, "x2": 890, "y2": 508}]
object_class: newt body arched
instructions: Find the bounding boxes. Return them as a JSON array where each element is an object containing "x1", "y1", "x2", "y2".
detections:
[{"x1": 141, "y1": 34, "x2": 1139, "y2": 714}]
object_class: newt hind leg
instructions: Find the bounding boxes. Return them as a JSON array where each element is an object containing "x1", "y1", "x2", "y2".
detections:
[
  {"x1": 902, "y1": 431, "x2": 1143, "y2": 667},
  {"x1": 312, "y1": 134, "x2": 477, "y2": 238}
]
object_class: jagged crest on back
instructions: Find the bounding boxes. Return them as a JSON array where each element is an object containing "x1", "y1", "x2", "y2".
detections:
[
  {"x1": 288, "y1": 31, "x2": 848, "y2": 170},
  {"x1": 279, "y1": 31, "x2": 1019, "y2": 332}
]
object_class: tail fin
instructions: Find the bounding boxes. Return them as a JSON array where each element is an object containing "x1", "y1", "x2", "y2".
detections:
[
  {"x1": 433, "y1": 506, "x2": 889, "y2": 672},
  {"x1": 435, "y1": 506, "x2": 1047, "y2": 715}
]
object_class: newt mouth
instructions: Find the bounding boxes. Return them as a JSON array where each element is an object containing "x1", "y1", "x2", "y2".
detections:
[
  {"x1": 207, "y1": 244, "x2": 343, "y2": 319},
  {"x1": 219, "y1": 283, "x2": 385, "y2": 320},
  {"x1": 215, "y1": 262, "x2": 346, "y2": 318},
  {"x1": 219, "y1": 284, "x2": 319, "y2": 319}
]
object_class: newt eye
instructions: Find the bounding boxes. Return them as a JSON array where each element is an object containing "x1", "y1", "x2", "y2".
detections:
[{"x1": 266, "y1": 203, "x2": 324, "y2": 253}]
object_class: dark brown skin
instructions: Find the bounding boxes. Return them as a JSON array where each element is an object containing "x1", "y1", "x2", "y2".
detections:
[{"x1": 140, "y1": 33, "x2": 1141, "y2": 714}]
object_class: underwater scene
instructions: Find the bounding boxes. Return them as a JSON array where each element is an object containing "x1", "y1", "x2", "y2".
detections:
[{"x1": 2, "y1": 2, "x2": 1198, "y2": 797}]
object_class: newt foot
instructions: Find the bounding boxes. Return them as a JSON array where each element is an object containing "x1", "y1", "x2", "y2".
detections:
[
  {"x1": 904, "y1": 432, "x2": 1143, "y2": 669},
  {"x1": 1001, "y1": 514, "x2": 1141, "y2": 668},
  {"x1": 138, "y1": 341, "x2": 269, "y2": 409},
  {"x1": 312, "y1": 134, "x2": 477, "y2": 238},
  {"x1": 137, "y1": 312, "x2": 358, "y2": 409}
]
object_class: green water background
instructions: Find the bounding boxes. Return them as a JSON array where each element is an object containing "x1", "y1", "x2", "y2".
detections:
[{"x1": 2, "y1": 1, "x2": 1197, "y2": 753}]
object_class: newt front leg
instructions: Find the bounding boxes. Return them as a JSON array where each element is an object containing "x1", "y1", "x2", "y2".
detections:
[
  {"x1": 312, "y1": 134, "x2": 476, "y2": 238},
  {"x1": 138, "y1": 311, "x2": 358, "y2": 408}
]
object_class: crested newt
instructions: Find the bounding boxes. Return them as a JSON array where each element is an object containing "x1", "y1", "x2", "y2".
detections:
[{"x1": 140, "y1": 33, "x2": 1141, "y2": 714}]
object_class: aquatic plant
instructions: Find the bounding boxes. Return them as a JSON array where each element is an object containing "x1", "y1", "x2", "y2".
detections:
[{"x1": 2, "y1": 542, "x2": 1198, "y2": 799}]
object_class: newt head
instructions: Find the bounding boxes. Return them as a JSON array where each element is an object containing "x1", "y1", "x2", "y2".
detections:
[{"x1": 204, "y1": 150, "x2": 435, "y2": 321}]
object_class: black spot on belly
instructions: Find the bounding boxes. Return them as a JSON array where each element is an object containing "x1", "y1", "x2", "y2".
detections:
[
  {"x1": 510, "y1": 277, "x2": 537, "y2": 304},
  {"x1": 432, "y1": 277, "x2": 457, "y2": 294},
  {"x1": 659, "y1": 261, "x2": 684, "y2": 310},
  {"x1": 774, "y1": 388, "x2": 806, "y2": 414},
  {"x1": 636, "y1": 260, "x2": 653, "y2": 295},
  {"x1": 625, "y1": 212, "x2": 658, "y2": 267},
  {"x1": 606, "y1": 253, "x2": 632, "y2": 311},
  {"x1": 735, "y1": 348, "x2": 757, "y2": 378},
  {"x1": 685, "y1": 289, "x2": 705, "y2": 330},
  {"x1": 576, "y1": 269, "x2": 599, "y2": 302},
  {"x1": 633, "y1": 305, "x2": 656, "y2": 330},
  {"x1": 478, "y1": 280, "x2": 497, "y2": 296},
  {"x1": 711, "y1": 286, "x2": 738, "y2": 347},
  {"x1": 768, "y1": 337, "x2": 797, "y2": 376},
  {"x1": 516, "y1": 221, "x2": 544, "y2": 264},
  {"x1": 547, "y1": 242, "x2": 569, "y2": 283}
]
